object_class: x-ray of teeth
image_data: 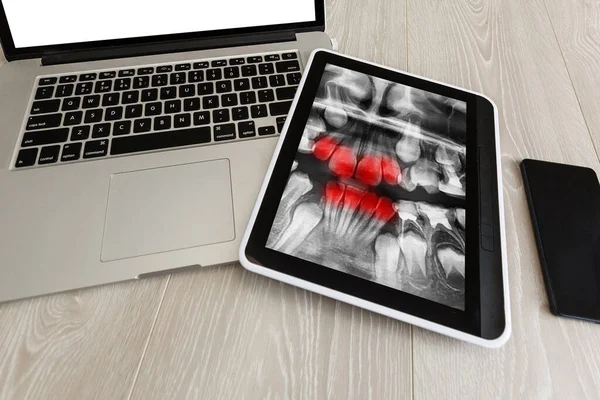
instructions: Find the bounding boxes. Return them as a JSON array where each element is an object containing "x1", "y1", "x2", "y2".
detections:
[{"x1": 267, "y1": 65, "x2": 467, "y2": 309}]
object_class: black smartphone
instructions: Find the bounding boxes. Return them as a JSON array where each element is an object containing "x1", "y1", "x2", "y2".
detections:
[{"x1": 521, "y1": 159, "x2": 600, "y2": 322}]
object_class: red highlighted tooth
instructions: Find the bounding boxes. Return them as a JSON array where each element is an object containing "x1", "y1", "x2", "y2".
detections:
[
  {"x1": 329, "y1": 146, "x2": 357, "y2": 178},
  {"x1": 359, "y1": 192, "x2": 380, "y2": 217},
  {"x1": 381, "y1": 157, "x2": 401, "y2": 185},
  {"x1": 313, "y1": 136, "x2": 338, "y2": 161},
  {"x1": 373, "y1": 197, "x2": 396, "y2": 222},
  {"x1": 324, "y1": 182, "x2": 345, "y2": 206},
  {"x1": 355, "y1": 155, "x2": 382, "y2": 186},
  {"x1": 343, "y1": 185, "x2": 365, "y2": 209}
]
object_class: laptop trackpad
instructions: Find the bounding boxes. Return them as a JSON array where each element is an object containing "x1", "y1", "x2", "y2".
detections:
[{"x1": 101, "y1": 159, "x2": 235, "y2": 262}]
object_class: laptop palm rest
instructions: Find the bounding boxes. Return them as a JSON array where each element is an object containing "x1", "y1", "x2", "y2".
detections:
[{"x1": 101, "y1": 159, "x2": 235, "y2": 262}]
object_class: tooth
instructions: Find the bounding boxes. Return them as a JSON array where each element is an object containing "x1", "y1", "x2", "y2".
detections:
[
  {"x1": 373, "y1": 197, "x2": 396, "y2": 223},
  {"x1": 298, "y1": 136, "x2": 314, "y2": 154},
  {"x1": 398, "y1": 232, "x2": 428, "y2": 277},
  {"x1": 324, "y1": 107, "x2": 348, "y2": 128},
  {"x1": 417, "y1": 203, "x2": 451, "y2": 230},
  {"x1": 381, "y1": 156, "x2": 401, "y2": 185},
  {"x1": 375, "y1": 234, "x2": 401, "y2": 280},
  {"x1": 272, "y1": 172, "x2": 313, "y2": 235},
  {"x1": 338, "y1": 185, "x2": 365, "y2": 235},
  {"x1": 400, "y1": 167, "x2": 417, "y2": 192},
  {"x1": 271, "y1": 203, "x2": 323, "y2": 254},
  {"x1": 455, "y1": 208, "x2": 465, "y2": 229},
  {"x1": 395, "y1": 200, "x2": 418, "y2": 222},
  {"x1": 437, "y1": 247, "x2": 465, "y2": 278},
  {"x1": 305, "y1": 114, "x2": 326, "y2": 140},
  {"x1": 396, "y1": 124, "x2": 421, "y2": 163},
  {"x1": 291, "y1": 161, "x2": 299, "y2": 171},
  {"x1": 355, "y1": 155, "x2": 382, "y2": 186},
  {"x1": 439, "y1": 165, "x2": 465, "y2": 197},
  {"x1": 410, "y1": 159, "x2": 439, "y2": 194},
  {"x1": 345, "y1": 72, "x2": 372, "y2": 104},
  {"x1": 435, "y1": 146, "x2": 461, "y2": 168},
  {"x1": 313, "y1": 136, "x2": 338, "y2": 161},
  {"x1": 329, "y1": 146, "x2": 357, "y2": 178}
]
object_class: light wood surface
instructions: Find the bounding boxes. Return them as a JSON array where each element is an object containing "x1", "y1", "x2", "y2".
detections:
[{"x1": 1, "y1": 1, "x2": 600, "y2": 399}]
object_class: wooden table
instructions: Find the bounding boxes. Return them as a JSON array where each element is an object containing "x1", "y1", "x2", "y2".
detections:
[{"x1": 2, "y1": 0, "x2": 600, "y2": 398}]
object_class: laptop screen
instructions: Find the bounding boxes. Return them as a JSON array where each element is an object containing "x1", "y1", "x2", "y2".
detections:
[{"x1": 2, "y1": 0, "x2": 317, "y2": 48}]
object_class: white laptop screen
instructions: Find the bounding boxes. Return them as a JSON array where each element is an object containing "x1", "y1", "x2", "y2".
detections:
[{"x1": 3, "y1": 0, "x2": 318, "y2": 48}]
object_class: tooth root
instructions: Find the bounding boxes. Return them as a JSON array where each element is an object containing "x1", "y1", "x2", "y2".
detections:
[
  {"x1": 324, "y1": 107, "x2": 348, "y2": 128},
  {"x1": 272, "y1": 203, "x2": 323, "y2": 254},
  {"x1": 375, "y1": 234, "x2": 400, "y2": 279},
  {"x1": 281, "y1": 172, "x2": 313, "y2": 207},
  {"x1": 396, "y1": 125, "x2": 421, "y2": 163},
  {"x1": 298, "y1": 136, "x2": 314, "y2": 154},
  {"x1": 438, "y1": 247, "x2": 465, "y2": 278},
  {"x1": 329, "y1": 146, "x2": 357, "y2": 178},
  {"x1": 398, "y1": 232, "x2": 428, "y2": 277}
]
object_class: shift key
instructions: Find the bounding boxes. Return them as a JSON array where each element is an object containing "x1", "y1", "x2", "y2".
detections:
[
  {"x1": 21, "y1": 128, "x2": 69, "y2": 147},
  {"x1": 26, "y1": 113, "x2": 62, "y2": 130}
]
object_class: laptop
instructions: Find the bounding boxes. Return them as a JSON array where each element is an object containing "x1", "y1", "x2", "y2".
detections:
[{"x1": 0, "y1": 0, "x2": 332, "y2": 302}]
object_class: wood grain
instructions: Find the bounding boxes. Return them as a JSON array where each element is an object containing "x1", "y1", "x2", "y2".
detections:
[{"x1": 407, "y1": 0, "x2": 600, "y2": 399}]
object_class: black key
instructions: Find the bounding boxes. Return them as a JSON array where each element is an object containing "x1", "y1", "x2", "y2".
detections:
[
  {"x1": 276, "y1": 60, "x2": 301, "y2": 73},
  {"x1": 229, "y1": 57, "x2": 245, "y2": 65},
  {"x1": 232, "y1": 106, "x2": 249, "y2": 121},
  {"x1": 21, "y1": 128, "x2": 68, "y2": 147},
  {"x1": 287, "y1": 72, "x2": 302, "y2": 85},
  {"x1": 179, "y1": 84, "x2": 195, "y2": 97},
  {"x1": 197, "y1": 82, "x2": 214, "y2": 95},
  {"x1": 64, "y1": 111, "x2": 83, "y2": 126},
  {"x1": 258, "y1": 126, "x2": 276, "y2": 136},
  {"x1": 206, "y1": 69, "x2": 222, "y2": 81},
  {"x1": 183, "y1": 98, "x2": 201, "y2": 111},
  {"x1": 105, "y1": 106, "x2": 123, "y2": 121},
  {"x1": 145, "y1": 102, "x2": 162, "y2": 116},
  {"x1": 39, "y1": 77, "x2": 57, "y2": 86},
  {"x1": 61, "y1": 143, "x2": 82, "y2": 162},
  {"x1": 175, "y1": 63, "x2": 191, "y2": 71},
  {"x1": 269, "y1": 74, "x2": 286, "y2": 87},
  {"x1": 276, "y1": 86, "x2": 297, "y2": 100},
  {"x1": 251, "y1": 76, "x2": 268, "y2": 89},
  {"x1": 83, "y1": 139, "x2": 109, "y2": 158},
  {"x1": 152, "y1": 74, "x2": 168, "y2": 87},
  {"x1": 133, "y1": 76, "x2": 150, "y2": 89},
  {"x1": 174, "y1": 113, "x2": 191, "y2": 128},
  {"x1": 241, "y1": 65, "x2": 257, "y2": 76},
  {"x1": 154, "y1": 116, "x2": 171, "y2": 130},
  {"x1": 15, "y1": 148, "x2": 38, "y2": 167},
  {"x1": 282, "y1": 52, "x2": 297, "y2": 60},
  {"x1": 102, "y1": 93, "x2": 120, "y2": 106},
  {"x1": 55, "y1": 84, "x2": 74, "y2": 97},
  {"x1": 133, "y1": 118, "x2": 152, "y2": 133},
  {"x1": 224, "y1": 67, "x2": 240, "y2": 79},
  {"x1": 165, "y1": 100, "x2": 181, "y2": 114},
  {"x1": 84, "y1": 109, "x2": 103, "y2": 123},
  {"x1": 141, "y1": 89, "x2": 158, "y2": 102},
  {"x1": 213, "y1": 123, "x2": 236, "y2": 141},
  {"x1": 31, "y1": 99, "x2": 60, "y2": 114},
  {"x1": 193, "y1": 111, "x2": 210, "y2": 125},
  {"x1": 265, "y1": 54, "x2": 280, "y2": 61},
  {"x1": 38, "y1": 145, "x2": 60, "y2": 164},
  {"x1": 238, "y1": 121, "x2": 256, "y2": 138},
  {"x1": 157, "y1": 65, "x2": 173, "y2": 73},
  {"x1": 203, "y1": 95, "x2": 219, "y2": 109},
  {"x1": 76, "y1": 82, "x2": 93, "y2": 95},
  {"x1": 122, "y1": 91, "x2": 139, "y2": 104},
  {"x1": 119, "y1": 69, "x2": 135, "y2": 77},
  {"x1": 35, "y1": 86, "x2": 54, "y2": 100},
  {"x1": 188, "y1": 70, "x2": 204, "y2": 83},
  {"x1": 240, "y1": 91, "x2": 256, "y2": 104},
  {"x1": 59, "y1": 75, "x2": 77, "y2": 83},
  {"x1": 95, "y1": 80, "x2": 112, "y2": 93},
  {"x1": 258, "y1": 63, "x2": 274, "y2": 75},
  {"x1": 111, "y1": 126, "x2": 212, "y2": 155},
  {"x1": 233, "y1": 78, "x2": 250, "y2": 91},
  {"x1": 79, "y1": 73, "x2": 97, "y2": 81},
  {"x1": 160, "y1": 86, "x2": 177, "y2": 100},
  {"x1": 82, "y1": 95, "x2": 101, "y2": 109},
  {"x1": 211, "y1": 60, "x2": 227, "y2": 67},
  {"x1": 258, "y1": 89, "x2": 275, "y2": 102},
  {"x1": 137, "y1": 67, "x2": 154, "y2": 75},
  {"x1": 269, "y1": 101, "x2": 292, "y2": 116},
  {"x1": 113, "y1": 120, "x2": 132, "y2": 136},
  {"x1": 221, "y1": 93, "x2": 238, "y2": 107},
  {"x1": 170, "y1": 72, "x2": 186, "y2": 85},
  {"x1": 276, "y1": 116, "x2": 287, "y2": 133},
  {"x1": 193, "y1": 61, "x2": 209, "y2": 69},
  {"x1": 213, "y1": 109, "x2": 230, "y2": 123},
  {"x1": 26, "y1": 113, "x2": 62, "y2": 130},
  {"x1": 125, "y1": 104, "x2": 143, "y2": 119},
  {"x1": 250, "y1": 104, "x2": 268, "y2": 118},
  {"x1": 71, "y1": 125, "x2": 90, "y2": 141},
  {"x1": 100, "y1": 71, "x2": 116, "y2": 79},
  {"x1": 92, "y1": 123, "x2": 111, "y2": 138},
  {"x1": 247, "y1": 56, "x2": 263, "y2": 63},
  {"x1": 114, "y1": 78, "x2": 131, "y2": 91},
  {"x1": 216, "y1": 80, "x2": 232, "y2": 93}
]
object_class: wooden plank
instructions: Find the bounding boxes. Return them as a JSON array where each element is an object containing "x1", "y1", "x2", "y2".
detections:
[
  {"x1": 407, "y1": 0, "x2": 600, "y2": 399},
  {"x1": 0, "y1": 278, "x2": 168, "y2": 400}
]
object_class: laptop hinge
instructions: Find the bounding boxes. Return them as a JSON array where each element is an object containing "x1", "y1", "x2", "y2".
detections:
[{"x1": 41, "y1": 31, "x2": 297, "y2": 66}]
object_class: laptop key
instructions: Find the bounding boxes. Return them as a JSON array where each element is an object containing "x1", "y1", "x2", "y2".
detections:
[
  {"x1": 95, "y1": 80, "x2": 112, "y2": 93},
  {"x1": 38, "y1": 145, "x2": 60, "y2": 164},
  {"x1": 198, "y1": 82, "x2": 214, "y2": 95},
  {"x1": 258, "y1": 89, "x2": 275, "y2": 102},
  {"x1": 145, "y1": 102, "x2": 162, "y2": 116},
  {"x1": 125, "y1": 104, "x2": 143, "y2": 119},
  {"x1": 71, "y1": 126, "x2": 90, "y2": 141},
  {"x1": 56, "y1": 84, "x2": 74, "y2": 97},
  {"x1": 240, "y1": 91, "x2": 256, "y2": 104},
  {"x1": 188, "y1": 71, "x2": 204, "y2": 83},
  {"x1": 35, "y1": 86, "x2": 54, "y2": 99},
  {"x1": 221, "y1": 93, "x2": 238, "y2": 107},
  {"x1": 234, "y1": 78, "x2": 250, "y2": 91},
  {"x1": 61, "y1": 143, "x2": 82, "y2": 162},
  {"x1": 119, "y1": 69, "x2": 135, "y2": 77},
  {"x1": 111, "y1": 127, "x2": 212, "y2": 155},
  {"x1": 179, "y1": 84, "x2": 195, "y2": 97},
  {"x1": 250, "y1": 104, "x2": 267, "y2": 118},
  {"x1": 216, "y1": 80, "x2": 232, "y2": 93},
  {"x1": 100, "y1": 71, "x2": 116, "y2": 79},
  {"x1": 59, "y1": 75, "x2": 77, "y2": 83},
  {"x1": 39, "y1": 77, "x2": 57, "y2": 86},
  {"x1": 160, "y1": 86, "x2": 177, "y2": 100},
  {"x1": 31, "y1": 99, "x2": 60, "y2": 114},
  {"x1": 102, "y1": 93, "x2": 120, "y2": 106},
  {"x1": 175, "y1": 63, "x2": 192, "y2": 71},
  {"x1": 21, "y1": 128, "x2": 68, "y2": 147},
  {"x1": 114, "y1": 78, "x2": 131, "y2": 91},
  {"x1": 157, "y1": 66, "x2": 172, "y2": 73},
  {"x1": 265, "y1": 54, "x2": 280, "y2": 61},
  {"x1": 269, "y1": 74, "x2": 286, "y2": 87},
  {"x1": 170, "y1": 72, "x2": 186, "y2": 85},
  {"x1": 82, "y1": 95, "x2": 101, "y2": 108},
  {"x1": 258, "y1": 126, "x2": 276, "y2": 136},
  {"x1": 92, "y1": 123, "x2": 111, "y2": 138},
  {"x1": 213, "y1": 123, "x2": 236, "y2": 141},
  {"x1": 83, "y1": 139, "x2": 109, "y2": 158},
  {"x1": 26, "y1": 113, "x2": 62, "y2": 130},
  {"x1": 165, "y1": 100, "x2": 181, "y2": 114},
  {"x1": 122, "y1": 91, "x2": 139, "y2": 104},
  {"x1": 113, "y1": 121, "x2": 132, "y2": 136},
  {"x1": 258, "y1": 63, "x2": 274, "y2": 75},
  {"x1": 269, "y1": 101, "x2": 292, "y2": 116},
  {"x1": 183, "y1": 98, "x2": 200, "y2": 111},
  {"x1": 213, "y1": 109, "x2": 230, "y2": 123},
  {"x1": 138, "y1": 67, "x2": 154, "y2": 75},
  {"x1": 84, "y1": 109, "x2": 103, "y2": 123},
  {"x1": 203, "y1": 95, "x2": 219, "y2": 109},
  {"x1": 154, "y1": 116, "x2": 171, "y2": 131},
  {"x1": 229, "y1": 57, "x2": 245, "y2": 65},
  {"x1": 241, "y1": 65, "x2": 257, "y2": 76},
  {"x1": 232, "y1": 106, "x2": 249, "y2": 121},
  {"x1": 15, "y1": 148, "x2": 38, "y2": 168},
  {"x1": 224, "y1": 67, "x2": 240, "y2": 79},
  {"x1": 282, "y1": 52, "x2": 297, "y2": 60},
  {"x1": 62, "y1": 97, "x2": 81, "y2": 111},
  {"x1": 211, "y1": 60, "x2": 227, "y2": 67},
  {"x1": 276, "y1": 116, "x2": 287, "y2": 133},
  {"x1": 79, "y1": 73, "x2": 97, "y2": 81},
  {"x1": 64, "y1": 111, "x2": 83, "y2": 126},
  {"x1": 141, "y1": 89, "x2": 159, "y2": 102},
  {"x1": 194, "y1": 111, "x2": 210, "y2": 125},
  {"x1": 247, "y1": 56, "x2": 263, "y2": 63},
  {"x1": 251, "y1": 76, "x2": 268, "y2": 89},
  {"x1": 76, "y1": 82, "x2": 93, "y2": 95},
  {"x1": 174, "y1": 113, "x2": 191, "y2": 128},
  {"x1": 105, "y1": 106, "x2": 123, "y2": 121},
  {"x1": 276, "y1": 86, "x2": 297, "y2": 100},
  {"x1": 207, "y1": 69, "x2": 222, "y2": 81},
  {"x1": 133, "y1": 118, "x2": 152, "y2": 133},
  {"x1": 238, "y1": 121, "x2": 256, "y2": 138},
  {"x1": 152, "y1": 74, "x2": 168, "y2": 87},
  {"x1": 276, "y1": 60, "x2": 301, "y2": 73},
  {"x1": 193, "y1": 61, "x2": 209, "y2": 69},
  {"x1": 134, "y1": 76, "x2": 150, "y2": 89},
  {"x1": 287, "y1": 72, "x2": 302, "y2": 85}
]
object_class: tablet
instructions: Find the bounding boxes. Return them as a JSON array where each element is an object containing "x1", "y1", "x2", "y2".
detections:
[{"x1": 239, "y1": 50, "x2": 510, "y2": 347}]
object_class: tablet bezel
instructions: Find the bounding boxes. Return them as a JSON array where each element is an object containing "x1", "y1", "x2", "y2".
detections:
[{"x1": 241, "y1": 50, "x2": 509, "y2": 346}]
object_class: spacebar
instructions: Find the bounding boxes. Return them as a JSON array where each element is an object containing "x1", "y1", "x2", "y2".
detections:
[{"x1": 110, "y1": 127, "x2": 212, "y2": 155}]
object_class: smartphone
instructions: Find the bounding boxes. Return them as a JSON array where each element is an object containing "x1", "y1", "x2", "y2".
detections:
[{"x1": 521, "y1": 159, "x2": 600, "y2": 322}]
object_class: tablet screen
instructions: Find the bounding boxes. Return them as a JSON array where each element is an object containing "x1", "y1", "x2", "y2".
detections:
[{"x1": 266, "y1": 64, "x2": 467, "y2": 310}]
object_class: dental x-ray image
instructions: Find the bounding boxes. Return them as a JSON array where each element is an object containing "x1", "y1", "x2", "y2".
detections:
[{"x1": 266, "y1": 64, "x2": 467, "y2": 310}]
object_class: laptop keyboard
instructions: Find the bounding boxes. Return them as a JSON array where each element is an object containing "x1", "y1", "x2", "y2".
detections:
[{"x1": 14, "y1": 51, "x2": 302, "y2": 169}]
